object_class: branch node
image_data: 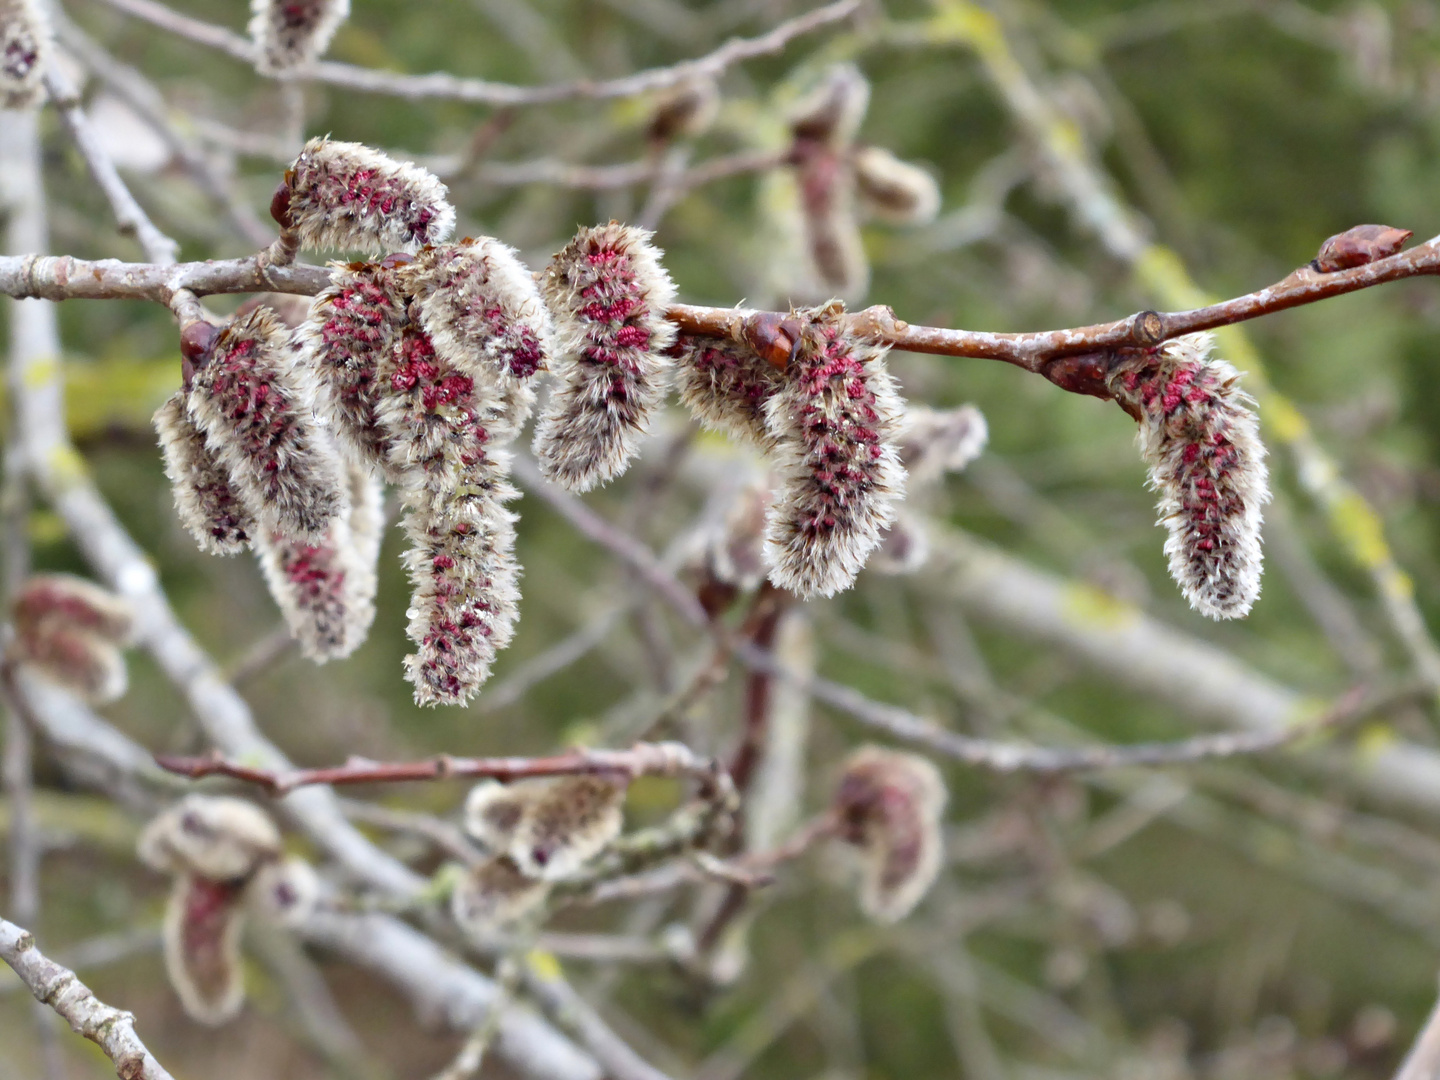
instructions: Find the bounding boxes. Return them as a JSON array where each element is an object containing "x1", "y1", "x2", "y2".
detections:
[{"x1": 1130, "y1": 310, "x2": 1165, "y2": 347}]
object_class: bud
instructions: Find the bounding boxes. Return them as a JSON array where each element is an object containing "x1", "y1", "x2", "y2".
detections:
[
  {"x1": 12, "y1": 573, "x2": 133, "y2": 645},
  {"x1": 154, "y1": 391, "x2": 256, "y2": 555},
  {"x1": 852, "y1": 146, "x2": 941, "y2": 225},
  {"x1": 869, "y1": 510, "x2": 930, "y2": 576},
  {"x1": 1312, "y1": 223, "x2": 1411, "y2": 273},
  {"x1": 283, "y1": 137, "x2": 455, "y2": 255},
  {"x1": 248, "y1": 0, "x2": 350, "y2": 73},
  {"x1": 400, "y1": 238, "x2": 552, "y2": 444},
  {"x1": 462, "y1": 779, "x2": 534, "y2": 851},
  {"x1": 762, "y1": 305, "x2": 907, "y2": 599},
  {"x1": 9, "y1": 575, "x2": 133, "y2": 704},
  {"x1": 508, "y1": 775, "x2": 628, "y2": 881},
  {"x1": 645, "y1": 78, "x2": 720, "y2": 143},
  {"x1": 0, "y1": 0, "x2": 50, "y2": 109},
  {"x1": 1108, "y1": 333, "x2": 1270, "y2": 619},
  {"x1": 400, "y1": 499, "x2": 520, "y2": 706},
  {"x1": 298, "y1": 259, "x2": 411, "y2": 472},
  {"x1": 255, "y1": 458, "x2": 379, "y2": 663},
  {"x1": 533, "y1": 223, "x2": 678, "y2": 492},
  {"x1": 138, "y1": 795, "x2": 283, "y2": 882},
  {"x1": 450, "y1": 856, "x2": 549, "y2": 934},
  {"x1": 187, "y1": 307, "x2": 348, "y2": 543},
  {"x1": 832, "y1": 745, "x2": 947, "y2": 924},
  {"x1": 789, "y1": 63, "x2": 870, "y2": 148},
  {"x1": 246, "y1": 856, "x2": 320, "y2": 927},
  {"x1": 672, "y1": 333, "x2": 783, "y2": 450},
  {"x1": 162, "y1": 874, "x2": 248, "y2": 1025},
  {"x1": 897, "y1": 404, "x2": 988, "y2": 489}
]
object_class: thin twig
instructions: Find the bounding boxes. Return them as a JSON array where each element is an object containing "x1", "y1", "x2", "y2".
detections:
[
  {"x1": 99, "y1": 0, "x2": 860, "y2": 105},
  {"x1": 1393, "y1": 979, "x2": 1440, "y2": 1080},
  {"x1": 0, "y1": 917, "x2": 176, "y2": 1080}
]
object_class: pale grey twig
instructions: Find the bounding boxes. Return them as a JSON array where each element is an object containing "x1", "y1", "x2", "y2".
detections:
[
  {"x1": 0, "y1": 916, "x2": 176, "y2": 1080},
  {"x1": 521, "y1": 958, "x2": 677, "y2": 1080},
  {"x1": 1394, "y1": 982, "x2": 1440, "y2": 1080}
]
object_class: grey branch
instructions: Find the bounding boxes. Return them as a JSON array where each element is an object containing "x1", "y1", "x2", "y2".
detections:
[
  {"x1": 0, "y1": 916, "x2": 176, "y2": 1080},
  {"x1": 99, "y1": 0, "x2": 860, "y2": 104}
]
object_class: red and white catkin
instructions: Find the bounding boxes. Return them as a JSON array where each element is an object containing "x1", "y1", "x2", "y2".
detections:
[
  {"x1": 137, "y1": 797, "x2": 282, "y2": 1026},
  {"x1": 249, "y1": 0, "x2": 349, "y2": 73},
  {"x1": 533, "y1": 223, "x2": 677, "y2": 492},
  {"x1": 0, "y1": 0, "x2": 49, "y2": 109},
  {"x1": 401, "y1": 237, "x2": 552, "y2": 444},
  {"x1": 187, "y1": 307, "x2": 347, "y2": 543},
  {"x1": 831, "y1": 746, "x2": 947, "y2": 923},
  {"x1": 255, "y1": 461, "x2": 383, "y2": 662},
  {"x1": 672, "y1": 332, "x2": 783, "y2": 451},
  {"x1": 8, "y1": 575, "x2": 134, "y2": 703},
  {"x1": 1108, "y1": 332, "x2": 1270, "y2": 619},
  {"x1": 154, "y1": 392, "x2": 256, "y2": 555},
  {"x1": 762, "y1": 306, "x2": 906, "y2": 598},
  {"x1": 282, "y1": 137, "x2": 455, "y2": 255},
  {"x1": 377, "y1": 323, "x2": 522, "y2": 705}
]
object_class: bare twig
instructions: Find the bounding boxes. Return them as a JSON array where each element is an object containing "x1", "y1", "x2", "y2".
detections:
[
  {"x1": 521, "y1": 958, "x2": 677, "y2": 1080},
  {"x1": 156, "y1": 739, "x2": 732, "y2": 795},
  {"x1": 99, "y1": 0, "x2": 860, "y2": 105},
  {"x1": 1393, "y1": 980, "x2": 1440, "y2": 1080},
  {"x1": 0, "y1": 917, "x2": 176, "y2": 1080}
]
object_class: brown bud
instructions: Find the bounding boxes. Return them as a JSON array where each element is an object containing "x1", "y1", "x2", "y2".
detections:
[
  {"x1": 269, "y1": 178, "x2": 293, "y2": 229},
  {"x1": 1312, "y1": 224, "x2": 1412, "y2": 272},
  {"x1": 742, "y1": 313, "x2": 802, "y2": 371},
  {"x1": 179, "y1": 320, "x2": 219, "y2": 386}
]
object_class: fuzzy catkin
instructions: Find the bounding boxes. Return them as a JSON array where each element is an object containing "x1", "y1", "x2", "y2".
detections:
[
  {"x1": 672, "y1": 333, "x2": 783, "y2": 451},
  {"x1": 533, "y1": 223, "x2": 678, "y2": 492},
  {"x1": 762, "y1": 306, "x2": 907, "y2": 599},
  {"x1": 852, "y1": 146, "x2": 941, "y2": 225},
  {"x1": 163, "y1": 875, "x2": 248, "y2": 1026},
  {"x1": 12, "y1": 574, "x2": 133, "y2": 645},
  {"x1": 187, "y1": 307, "x2": 348, "y2": 543},
  {"x1": 451, "y1": 856, "x2": 549, "y2": 934},
  {"x1": 298, "y1": 260, "x2": 410, "y2": 472},
  {"x1": 137, "y1": 795, "x2": 282, "y2": 882},
  {"x1": 507, "y1": 775, "x2": 628, "y2": 881},
  {"x1": 1108, "y1": 332, "x2": 1270, "y2": 619},
  {"x1": 248, "y1": 0, "x2": 349, "y2": 73},
  {"x1": 155, "y1": 391, "x2": 256, "y2": 555},
  {"x1": 255, "y1": 459, "x2": 381, "y2": 662},
  {"x1": 10, "y1": 575, "x2": 133, "y2": 703},
  {"x1": 0, "y1": 0, "x2": 49, "y2": 109},
  {"x1": 285, "y1": 137, "x2": 455, "y2": 255},
  {"x1": 401, "y1": 238, "x2": 552, "y2": 445},
  {"x1": 833, "y1": 746, "x2": 947, "y2": 924}
]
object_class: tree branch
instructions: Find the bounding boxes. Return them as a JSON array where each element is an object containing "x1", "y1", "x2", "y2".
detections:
[{"x1": 0, "y1": 917, "x2": 176, "y2": 1080}]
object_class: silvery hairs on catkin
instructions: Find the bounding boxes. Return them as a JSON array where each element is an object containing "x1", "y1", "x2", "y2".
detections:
[
  {"x1": 1107, "y1": 332, "x2": 1270, "y2": 619},
  {"x1": 0, "y1": 0, "x2": 50, "y2": 109},
  {"x1": 10, "y1": 574, "x2": 135, "y2": 705},
  {"x1": 400, "y1": 237, "x2": 553, "y2": 445},
  {"x1": 284, "y1": 137, "x2": 455, "y2": 255},
  {"x1": 186, "y1": 306, "x2": 348, "y2": 543},
  {"x1": 761, "y1": 304, "x2": 907, "y2": 599},
  {"x1": 154, "y1": 391, "x2": 256, "y2": 555},
  {"x1": 297, "y1": 258, "x2": 411, "y2": 473},
  {"x1": 672, "y1": 332, "x2": 784, "y2": 452},
  {"x1": 254, "y1": 461, "x2": 383, "y2": 662},
  {"x1": 376, "y1": 323, "x2": 522, "y2": 706},
  {"x1": 533, "y1": 222, "x2": 678, "y2": 492},
  {"x1": 249, "y1": 0, "x2": 349, "y2": 73}
]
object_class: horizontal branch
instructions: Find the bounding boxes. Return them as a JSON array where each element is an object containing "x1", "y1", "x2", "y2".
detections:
[
  {"x1": 156, "y1": 740, "x2": 731, "y2": 795},
  {"x1": 0, "y1": 917, "x2": 175, "y2": 1080},
  {"x1": 100, "y1": 0, "x2": 859, "y2": 105},
  {"x1": 3, "y1": 228, "x2": 1437, "y2": 389}
]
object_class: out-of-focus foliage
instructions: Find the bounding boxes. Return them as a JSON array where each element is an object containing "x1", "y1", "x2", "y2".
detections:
[{"x1": 8, "y1": 0, "x2": 1440, "y2": 1078}]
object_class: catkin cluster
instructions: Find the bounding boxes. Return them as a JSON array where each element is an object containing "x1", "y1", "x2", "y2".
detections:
[
  {"x1": 0, "y1": 0, "x2": 49, "y2": 109},
  {"x1": 451, "y1": 775, "x2": 629, "y2": 935},
  {"x1": 137, "y1": 797, "x2": 315, "y2": 1025},
  {"x1": 1108, "y1": 333, "x2": 1270, "y2": 619}
]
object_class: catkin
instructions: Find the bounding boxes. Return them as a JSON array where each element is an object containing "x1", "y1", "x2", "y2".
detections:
[
  {"x1": 533, "y1": 223, "x2": 677, "y2": 492},
  {"x1": 187, "y1": 307, "x2": 348, "y2": 543},
  {"x1": 672, "y1": 333, "x2": 783, "y2": 451},
  {"x1": 762, "y1": 306, "x2": 906, "y2": 599},
  {"x1": 0, "y1": 0, "x2": 49, "y2": 109},
  {"x1": 155, "y1": 391, "x2": 256, "y2": 555},
  {"x1": 1108, "y1": 332, "x2": 1270, "y2": 619},
  {"x1": 248, "y1": 0, "x2": 349, "y2": 73}
]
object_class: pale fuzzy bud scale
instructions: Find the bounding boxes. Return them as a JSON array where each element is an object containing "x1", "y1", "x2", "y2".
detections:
[
  {"x1": 187, "y1": 307, "x2": 348, "y2": 543},
  {"x1": 463, "y1": 780, "x2": 535, "y2": 851},
  {"x1": 249, "y1": 0, "x2": 349, "y2": 73},
  {"x1": 287, "y1": 137, "x2": 455, "y2": 255},
  {"x1": 508, "y1": 775, "x2": 627, "y2": 881},
  {"x1": 138, "y1": 795, "x2": 282, "y2": 882},
  {"x1": 533, "y1": 223, "x2": 678, "y2": 492},
  {"x1": 762, "y1": 307, "x2": 907, "y2": 599},
  {"x1": 1108, "y1": 333, "x2": 1270, "y2": 620},
  {"x1": 155, "y1": 391, "x2": 256, "y2": 555}
]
